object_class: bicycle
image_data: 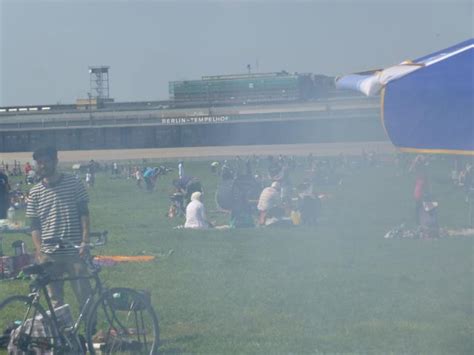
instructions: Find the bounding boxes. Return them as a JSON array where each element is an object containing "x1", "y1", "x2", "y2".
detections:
[{"x1": 0, "y1": 231, "x2": 160, "y2": 354}]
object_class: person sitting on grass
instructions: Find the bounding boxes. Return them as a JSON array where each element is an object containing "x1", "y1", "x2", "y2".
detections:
[
  {"x1": 257, "y1": 181, "x2": 284, "y2": 226},
  {"x1": 184, "y1": 191, "x2": 212, "y2": 229},
  {"x1": 296, "y1": 182, "x2": 321, "y2": 226},
  {"x1": 216, "y1": 167, "x2": 254, "y2": 228}
]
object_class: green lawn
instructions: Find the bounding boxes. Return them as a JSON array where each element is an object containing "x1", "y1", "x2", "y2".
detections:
[{"x1": 1, "y1": 156, "x2": 473, "y2": 354}]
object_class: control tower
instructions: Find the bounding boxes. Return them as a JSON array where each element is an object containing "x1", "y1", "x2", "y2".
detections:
[{"x1": 89, "y1": 66, "x2": 110, "y2": 101}]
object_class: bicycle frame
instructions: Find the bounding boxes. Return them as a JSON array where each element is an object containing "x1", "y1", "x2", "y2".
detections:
[
  {"x1": 5, "y1": 231, "x2": 159, "y2": 354},
  {"x1": 16, "y1": 231, "x2": 107, "y2": 350},
  {"x1": 21, "y1": 263, "x2": 104, "y2": 352}
]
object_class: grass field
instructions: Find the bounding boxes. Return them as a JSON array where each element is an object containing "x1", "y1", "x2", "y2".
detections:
[{"x1": 1, "y1": 155, "x2": 473, "y2": 354}]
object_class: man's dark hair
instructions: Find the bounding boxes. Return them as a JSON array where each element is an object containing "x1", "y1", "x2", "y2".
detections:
[{"x1": 33, "y1": 146, "x2": 58, "y2": 161}]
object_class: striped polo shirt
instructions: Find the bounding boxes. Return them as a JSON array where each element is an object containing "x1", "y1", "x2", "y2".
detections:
[{"x1": 26, "y1": 173, "x2": 89, "y2": 255}]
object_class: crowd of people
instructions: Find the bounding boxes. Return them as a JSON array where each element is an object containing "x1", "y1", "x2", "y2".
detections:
[
  {"x1": 174, "y1": 153, "x2": 361, "y2": 229},
  {"x1": 94, "y1": 152, "x2": 472, "y2": 234},
  {"x1": 2, "y1": 149, "x2": 472, "y2": 236},
  {"x1": 408, "y1": 155, "x2": 474, "y2": 239}
]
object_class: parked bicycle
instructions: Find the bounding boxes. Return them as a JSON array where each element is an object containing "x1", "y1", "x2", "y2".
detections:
[{"x1": 0, "y1": 231, "x2": 160, "y2": 354}]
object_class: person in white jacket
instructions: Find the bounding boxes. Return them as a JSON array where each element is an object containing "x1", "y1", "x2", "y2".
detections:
[
  {"x1": 257, "y1": 181, "x2": 283, "y2": 225},
  {"x1": 184, "y1": 191, "x2": 212, "y2": 229}
]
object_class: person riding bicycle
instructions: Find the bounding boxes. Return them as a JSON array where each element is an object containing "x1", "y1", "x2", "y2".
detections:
[{"x1": 26, "y1": 146, "x2": 93, "y2": 309}]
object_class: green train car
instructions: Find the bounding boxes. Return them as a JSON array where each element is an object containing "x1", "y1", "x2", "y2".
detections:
[{"x1": 169, "y1": 72, "x2": 333, "y2": 106}]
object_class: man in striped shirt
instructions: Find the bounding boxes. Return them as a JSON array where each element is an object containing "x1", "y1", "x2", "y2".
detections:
[{"x1": 26, "y1": 146, "x2": 92, "y2": 308}]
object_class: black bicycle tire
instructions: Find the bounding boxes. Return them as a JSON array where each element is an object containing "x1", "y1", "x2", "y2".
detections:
[
  {"x1": 0, "y1": 295, "x2": 57, "y2": 352},
  {"x1": 85, "y1": 287, "x2": 160, "y2": 354}
]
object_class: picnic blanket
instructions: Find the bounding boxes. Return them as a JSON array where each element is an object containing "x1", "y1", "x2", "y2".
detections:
[
  {"x1": 94, "y1": 255, "x2": 155, "y2": 263},
  {"x1": 384, "y1": 225, "x2": 474, "y2": 239},
  {"x1": 93, "y1": 255, "x2": 156, "y2": 267},
  {"x1": 443, "y1": 228, "x2": 474, "y2": 237}
]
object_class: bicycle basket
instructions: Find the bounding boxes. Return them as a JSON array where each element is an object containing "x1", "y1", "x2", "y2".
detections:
[{"x1": 108, "y1": 290, "x2": 150, "y2": 311}]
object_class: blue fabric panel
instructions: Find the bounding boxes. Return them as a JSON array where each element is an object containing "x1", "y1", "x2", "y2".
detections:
[
  {"x1": 415, "y1": 38, "x2": 473, "y2": 63},
  {"x1": 384, "y1": 46, "x2": 473, "y2": 152}
]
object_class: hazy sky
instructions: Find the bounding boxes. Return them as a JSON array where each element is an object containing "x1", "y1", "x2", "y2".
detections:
[{"x1": 0, "y1": 0, "x2": 472, "y2": 106}]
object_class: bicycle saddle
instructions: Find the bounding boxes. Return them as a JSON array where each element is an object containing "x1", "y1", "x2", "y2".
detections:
[{"x1": 22, "y1": 261, "x2": 55, "y2": 276}]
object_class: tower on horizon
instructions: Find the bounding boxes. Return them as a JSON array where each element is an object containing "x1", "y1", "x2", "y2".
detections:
[{"x1": 89, "y1": 66, "x2": 110, "y2": 101}]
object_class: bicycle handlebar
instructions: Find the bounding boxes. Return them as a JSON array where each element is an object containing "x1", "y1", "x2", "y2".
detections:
[
  {"x1": 42, "y1": 231, "x2": 108, "y2": 253},
  {"x1": 87, "y1": 231, "x2": 108, "y2": 247}
]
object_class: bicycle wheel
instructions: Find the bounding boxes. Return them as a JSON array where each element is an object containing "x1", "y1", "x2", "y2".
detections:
[
  {"x1": 86, "y1": 287, "x2": 159, "y2": 354},
  {"x1": 0, "y1": 295, "x2": 57, "y2": 353}
]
